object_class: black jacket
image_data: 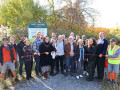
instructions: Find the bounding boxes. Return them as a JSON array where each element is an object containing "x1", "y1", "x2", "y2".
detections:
[
  {"x1": 74, "y1": 45, "x2": 88, "y2": 61},
  {"x1": 8, "y1": 42, "x2": 17, "y2": 52},
  {"x1": 88, "y1": 46, "x2": 97, "y2": 63},
  {"x1": 17, "y1": 40, "x2": 25, "y2": 57},
  {"x1": 97, "y1": 38, "x2": 108, "y2": 55},
  {"x1": 23, "y1": 45, "x2": 34, "y2": 60},
  {"x1": 39, "y1": 42, "x2": 55, "y2": 66}
]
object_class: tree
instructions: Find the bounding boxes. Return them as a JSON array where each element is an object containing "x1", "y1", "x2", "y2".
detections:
[{"x1": 0, "y1": 0, "x2": 47, "y2": 39}]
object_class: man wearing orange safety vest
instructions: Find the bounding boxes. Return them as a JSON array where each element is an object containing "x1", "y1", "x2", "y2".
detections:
[{"x1": 105, "y1": 38, "x2": 120, "y2": 86}]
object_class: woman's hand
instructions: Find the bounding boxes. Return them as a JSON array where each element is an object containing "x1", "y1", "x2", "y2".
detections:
[
  {"x1": 51, "y1": 51, "x2": 55, "y2": 54},
  {"x1": 45, "y1": 52, "x2": 49, "y2": 55},
  {"x1": 13, "y1": 60, "x2": 16, "y2": 65}
]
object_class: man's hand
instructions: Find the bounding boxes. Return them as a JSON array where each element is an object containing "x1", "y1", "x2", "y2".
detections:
[
  {"x1": 21, "y1": 56, "x2": 24, "y2": 58},
  {"x1": 105, "y1": 55, "x2": 109, "y2": 58},
  {"x1": 38, "y1": 52, "x2": 40, "y2": 56},
  {"x1": 86, "y1": 58, "x2": 88, "y2": 62},
  {"x1": 75, "y1": 61, "x2": 77, "y2": 63},
  {"x1": 99, "y1": 54, "x2": 103, "y2": 57},
  {"x1": 0, "y1": 63, "x2": 2, "y2": 68},
  {"x1": 70, "y1": 52, "x2": 74, "y2": 56},
  {"x1": 51, "y1": 51, "x2": 55, "y2": 54},
  {"x1": 34, "y1": 52, "x2": 38, "y2": 55},
  {"x1": 13, "y1": 60, "x2": 16, "y2": 65}
]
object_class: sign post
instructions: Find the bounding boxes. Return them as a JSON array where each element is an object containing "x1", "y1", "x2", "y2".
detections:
[{"x1": 28, "y1": 23, "x2": 47, "y2": 42}]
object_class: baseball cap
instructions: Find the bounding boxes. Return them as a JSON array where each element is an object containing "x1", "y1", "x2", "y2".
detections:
[
  {"x1": 110, "y1": 38, "x2": 116, "y2": 42},
  {"x1": 21, "y1": 34, "x2": 25, "y2": 37},
  {"x1": 2, "y1": 37, "x2": 8, "y2": 41}
]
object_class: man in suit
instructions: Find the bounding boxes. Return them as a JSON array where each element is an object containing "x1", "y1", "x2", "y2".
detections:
[{"x1": 96, "y1": 32, "x2": 108, "y2": 81}]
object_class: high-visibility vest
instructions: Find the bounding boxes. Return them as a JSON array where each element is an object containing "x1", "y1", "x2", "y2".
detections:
[{"x1": 107, "y1": 45, "x2": 120, "y2": 64}]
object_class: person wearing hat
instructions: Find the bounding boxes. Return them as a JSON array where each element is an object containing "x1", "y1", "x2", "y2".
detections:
[
  {"x1": 105, "y1": 38, "x2": 120, "y2": 86},
  {"x1": 17, "y1": 34, "x2": 26, "y2": 76},
  {"x1": 65, "y1": 36, "x2": 76, "y2": 76},
  {"x1": 0, "y1": 37, "x2": 19, "y2": 82},
  {"x1": 23, "y1": 38, "x2": 33, "y2": 80}
]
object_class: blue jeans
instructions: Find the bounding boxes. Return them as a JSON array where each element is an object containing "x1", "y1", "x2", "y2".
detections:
[
  {"x1": 35, "y1": 55, "x2": 41, "y2": 75},
  {"x1": 66, "y1": 56, "x2": 75, "y2": 73},
  {"x1": 108, "y1": 63, "x2": 119, "y2": 73},
  {"x1": 19, "y1": 57, "x2": 24, "y2": 75}
]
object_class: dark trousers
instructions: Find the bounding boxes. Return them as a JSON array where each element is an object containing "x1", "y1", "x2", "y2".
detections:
[
  {"x1": 84, "y1": 61, "x2": 88, "y2": 71},
  {"x1": 50, "y1": 58, "x2": 56, "y2": 73},
  {"x1": 24, "y1": 59, "x2": 33, "y2": 78},
  {"x1": 56, "y1": 55, "x2": 64, "y2": 72},
  {"x1": 97, "y1": 57, "x2": 105, "y2": 79},
  {"x1": 19, "y1": 57, "x2": 24, "y2": 75},
  {"x1": 88, "y1": 62, "x2": 96, "y2": 79},
  {"x1": 35, "y1": 55, "x2": 41, "y2": 75}
]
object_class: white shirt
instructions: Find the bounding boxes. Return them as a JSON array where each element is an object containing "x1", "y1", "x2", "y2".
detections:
[
  {"x1": 56, "y1": 41, "x2": 64, "y2": 56},
  {"x1": 97, "y1": 38, "x2": 104, "y2": 44}
]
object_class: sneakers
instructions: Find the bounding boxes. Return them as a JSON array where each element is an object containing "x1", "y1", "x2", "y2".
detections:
[
  {"x1": 113, "y1": 81, "x2": 117, "y2": 86},
  {"x1": 107, "y1": 79, "x2": 112, "y2": 84},
  {"x1": 83, "y1": 71, "x2": 87, "y2": 75},
  {"x1": 86, "y1": 73, "x2": 89, "y2": 76},
  {"x1": 76, "y1": 75, "x2": 80, "y2": 79},
  {"x1": 76, "y1": 74, "x2": 83, "y2": 79},
  {"x1": 79, "y1": 75, "x2": 83, "y2": 77},
  {"x1": 83, "y1": 71, "x2": 89, "y2": 76}
]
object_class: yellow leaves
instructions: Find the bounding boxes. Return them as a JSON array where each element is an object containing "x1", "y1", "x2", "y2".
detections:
[
  {"x1": 0, "y1": 16, "x2": 4, "y2": 25},
  {"x1": 85, "y1": 26, "x2": 110, "y2": 36}
]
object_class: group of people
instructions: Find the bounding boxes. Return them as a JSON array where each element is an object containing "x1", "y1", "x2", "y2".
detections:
[{"x1": 0, "y1": 31, "x2": 120, "y2": 86}]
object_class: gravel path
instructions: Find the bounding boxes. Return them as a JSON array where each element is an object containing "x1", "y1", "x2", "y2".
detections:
[{"x1": 9, "y1": 74, "x2": 102, "y2": 90}]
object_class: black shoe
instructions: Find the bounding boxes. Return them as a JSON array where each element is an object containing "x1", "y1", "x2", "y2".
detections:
[
  {"x1": 98, "y1": 79, "x2": 103, "y2": 82},
  {"x1": 36, "y1": 74, "x2": 40, "y2": 78},
  {"x1": 86, "y1": 77, "x2": 94, "y2": 81},
  {"x1": 15, "y1": 78, "x2": 19, "y2": 82},
  {"x1": 64, "y1": 72, "x2": 69, "y2": 77},
  {"x1": 61, "y1": 71, "x2": 65, "y2": 75},
  {"x1": 50, "y1": 72, "x2": 55, "y2": 76},
  {"x1": 30, "y1": 76, "x2": 33, "y2": 79},
  {"x1": 55, "y1": 71, "x2": 59, "y2": 75},
  {"x1": 26, "y1": 77, "x2": 30, "y2": 80}
]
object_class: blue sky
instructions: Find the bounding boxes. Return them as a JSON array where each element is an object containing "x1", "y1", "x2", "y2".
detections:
[{"x1": 35, "y1": 0, "x2": 120, "y2": 28}]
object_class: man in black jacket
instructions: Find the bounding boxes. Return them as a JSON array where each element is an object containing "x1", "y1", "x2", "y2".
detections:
[
  {"x1": 17, "y1": 34, "x2": 26, "y2": 76},
  {"x1": 96, "y1": 32, "x2": 108, "y2": 81}
]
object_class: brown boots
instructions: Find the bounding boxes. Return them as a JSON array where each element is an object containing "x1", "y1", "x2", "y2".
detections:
[{"x1": 42, "y1": 72, "x2": 48, "y2": 80}]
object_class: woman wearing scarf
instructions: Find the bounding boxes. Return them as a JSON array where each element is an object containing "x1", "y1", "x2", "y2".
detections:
[
  {"x1": 75, "y1": 39, "x2": 88, "y2": 79},
  {"x1": 39, "y1": 36, "x2": 55, "y2": 79}
]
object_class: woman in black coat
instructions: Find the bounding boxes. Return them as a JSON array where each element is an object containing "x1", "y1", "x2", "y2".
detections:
[
  {"x1": 39, "y1": 36, "x2": 55, "y2": 79},
  {"x1": 86, "y1": 38, "x2": 97, "y2": 81},
  {"x1": 23, "y1": 38, "x2": 33, "y2": 80}
]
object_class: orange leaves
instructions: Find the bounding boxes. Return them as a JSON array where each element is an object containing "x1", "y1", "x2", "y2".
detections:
[{"x1": 85, "y1": 26, "x2": 110, "y2": 36}]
